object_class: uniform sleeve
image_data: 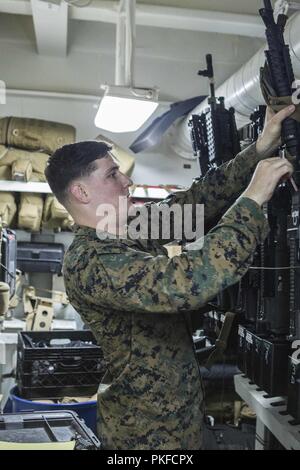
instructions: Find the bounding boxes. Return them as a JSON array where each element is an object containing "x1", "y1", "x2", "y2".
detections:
[
  {"x1": 81, "y1": 197, "x2": 269, "y2": 314},
  {"x1": 164, "y1": 142, "x2": 262, "y2": 219},
  {"x1": 136, "y1": 142, "x2": 266, "y2": 244}
]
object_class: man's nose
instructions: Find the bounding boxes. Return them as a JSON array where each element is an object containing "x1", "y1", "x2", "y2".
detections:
[{"x1": 123, "y1": 174, "x2": 133, "y2": 187}]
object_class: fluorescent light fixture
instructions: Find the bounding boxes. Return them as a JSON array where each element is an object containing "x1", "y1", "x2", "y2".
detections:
[
  {"x1": 94, "y1": 85, "x2": 159, "y2": 133},
  {"x1": 38, "y1": 0, "x2": 61, "y2": 4}
]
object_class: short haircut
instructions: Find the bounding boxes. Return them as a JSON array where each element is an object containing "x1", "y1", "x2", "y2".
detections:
[{"x1": 45, "y1": 140, "x2": 112, "y2": 203}]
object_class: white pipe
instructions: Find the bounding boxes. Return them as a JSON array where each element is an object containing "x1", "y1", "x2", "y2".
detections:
[
  {"x1": 6, "y1": 88, "x2": 100, "y2": 101},
  {"x1": 115, "y1": 1, "x2": 126, "y2": 86},
  {"x1": 125, "y1": 0, "x2": 135, "y2": 87},
  {"x1": 0, "y1": 0, "x2": 265, "y2": 38},
  {"x1": 172, "y1": 11, "x2": 300, "y2": 159},
  {"x1": 114, "y1": 0, "x2": 136, "y2": 87}
]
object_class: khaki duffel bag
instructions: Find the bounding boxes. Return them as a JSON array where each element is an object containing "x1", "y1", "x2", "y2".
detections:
[
  {"x1": 0, "y1": 146, "x2": 49, "y2": 182},
  {"x1": 0, "y1": 165, "x2": 11, "y2": 180},
  {"x1": 43, "y1": 194, "x2": 73, "y2": 231},
  {"x1": 0, "y1": 117, "x2": 75, "y2": 154},
  {"x1": 0, "y1": 192, "x2": 17, "y2": 226},
  {"x1": 18, "y1": 193, "x2": 43, "y2": 232},
  {"x1": 11, "y1": 159, "x2": 32, "y2": 182}
]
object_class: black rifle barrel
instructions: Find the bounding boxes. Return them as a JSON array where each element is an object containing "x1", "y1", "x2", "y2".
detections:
[{"x1": 198, "y1": 54, "x2": 215, "y2": 99}]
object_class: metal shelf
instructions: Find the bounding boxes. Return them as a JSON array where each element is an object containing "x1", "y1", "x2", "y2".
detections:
[
  {"x1": 234, "y1": 374, "x2": 300, "y2": 450},
  {"x1": 0, "y1": 181, "x2": 51, "y2": 193},
  {"x1": 0, "y1": 182, "x2": 182, "y2": 197}
]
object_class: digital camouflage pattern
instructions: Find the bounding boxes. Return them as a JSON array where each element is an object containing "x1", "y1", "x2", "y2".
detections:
[{"x1": 63, "y1": 142, "x2": 269, "y2": 450}]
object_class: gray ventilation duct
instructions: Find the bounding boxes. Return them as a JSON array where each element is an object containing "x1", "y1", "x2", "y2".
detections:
[{"x1": 170, "y1": 12, "x2": 300, "y2": 159}]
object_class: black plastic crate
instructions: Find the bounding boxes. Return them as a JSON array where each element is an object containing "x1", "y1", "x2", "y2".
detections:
[
  {"x1": 17, "y1": 330, "x2": 107, "y2": 399},
  {"x1": 0, "y1": 411, "x2": 100, "y2": 450},
  {"x1": 17, "y1": 241, "x2": 65, "y2": 274}
]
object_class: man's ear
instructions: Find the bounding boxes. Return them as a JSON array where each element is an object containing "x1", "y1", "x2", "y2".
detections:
[{"x1": 69, "y1": 182, "x2": 90, "y2": 204}]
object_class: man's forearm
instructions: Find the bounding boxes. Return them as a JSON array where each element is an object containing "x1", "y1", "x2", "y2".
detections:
[
  {"x1": 160, "y1": 142, "x2": 268, "y2": 225},
  {"x1": 138, "y1": 142, "x2": 270, "y2": 245}
]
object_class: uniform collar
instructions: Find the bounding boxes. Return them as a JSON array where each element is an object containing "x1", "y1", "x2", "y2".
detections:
[
  {"x1": 72, "y1": 224, "x2": 168, "y2": 255},
  {"x1": 72, "y1": 223, "x2": 97, "y2": 237},
  {"x1": 72, "y1": 223, "x2": 132, "y2": 246}
]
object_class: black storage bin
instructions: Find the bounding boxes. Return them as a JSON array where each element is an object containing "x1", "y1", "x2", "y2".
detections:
[
  {"x1": 261, "y1": 338, "x2": 290, "y2": 397},
  {"x1": 0, "y1": 411, "x2": 100, "y2": 450},
  {"x1": 17, "y1": 330, "x2": 107, "y2": 399},
  {"x1": 0, "y1": 228, "x2": 17, "y2": 297},
  {"x1": 287, "y1": 356, "x2": 300, "y2": 420},
  {"x1": 17, "y1": 241, "x2": 65, "y2": 274}
]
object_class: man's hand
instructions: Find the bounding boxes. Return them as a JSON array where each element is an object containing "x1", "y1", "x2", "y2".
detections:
[
  {"x1": 242, "y1": 157, "x2": 294, "y2": 206},
  {"x1": 256, "y1": 105, "x2": 295, "y2": 157}
]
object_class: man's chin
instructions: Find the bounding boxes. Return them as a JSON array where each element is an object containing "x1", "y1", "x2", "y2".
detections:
[{"x1": 128, "y1": 199, "x2": 136, "y2": 216}]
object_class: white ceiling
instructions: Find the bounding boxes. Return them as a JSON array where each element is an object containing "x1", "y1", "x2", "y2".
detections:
[
  {"x1": 64, "y1": 0, "x2": 300, "y2": 16},
  {"x1": 0, "y1": 0, "x2": 295, "y2": 104},
  {"x1": 76, "y1": 0, "x2": 300, "y2": 15},
  {"x1": 0, "y1": 0, "x2": 283, "y2": 15},
  {"x1": 0, "y1": 0, "x2": 270, "y2": 62},
  {"x1": 118, "y1": 0, "x2": 274, "y2": 15}
]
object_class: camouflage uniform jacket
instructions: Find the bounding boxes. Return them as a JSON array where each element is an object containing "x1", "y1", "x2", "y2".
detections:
[{"x1": 63, "y1": 143, "x2": 269, "y2": 450}]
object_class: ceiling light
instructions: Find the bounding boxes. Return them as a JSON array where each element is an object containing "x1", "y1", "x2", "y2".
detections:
[
  {"x1": 95, "y1": 85, "x2": 159, "y2": 133},
  {"x1": 38, "y1": 0, "x2": 61, "y2": 5}
]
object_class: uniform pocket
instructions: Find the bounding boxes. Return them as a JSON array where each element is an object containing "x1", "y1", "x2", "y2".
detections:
[{"x1": 98, "y1": 363, "x2": 132, "y2": 394}]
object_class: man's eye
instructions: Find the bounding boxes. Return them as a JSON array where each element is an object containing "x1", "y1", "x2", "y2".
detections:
[{"x1": 109, "y1": 172, "x2": 117, "y2": 178}]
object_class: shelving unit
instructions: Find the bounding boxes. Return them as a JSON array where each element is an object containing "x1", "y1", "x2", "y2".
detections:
[
  {"x1": 0, "y1": 181, "x2": 182, "y2": 197},
  {"x1": 234, "y1": 374, "x2": 300, "y2": 450},
  {"x1": 0, "y1": 181, "x2": 51, "y2": 193}
]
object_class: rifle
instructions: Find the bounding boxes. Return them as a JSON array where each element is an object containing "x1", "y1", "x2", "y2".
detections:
[
  {"x1": 239, "y1": 108, "x2": 267, "y2": 330},
  {"x1": 249, "y1": 106, "x2": 267, "y2": 142},
  {"x1": 238, "y1": 106, "x2": 266, "y2": 152},
  {"x1": 258, "y1": 0, "x2": 296, "y2": 337},
  {"x1": 260, "y1": 0, "x2": 300, "y2": 183},
  {"x1": 189, "y1": 54, "x2": 241, "y2": 176},
  {"x1": 188, "y1": 56, "x2": 243, "y2": 358}
]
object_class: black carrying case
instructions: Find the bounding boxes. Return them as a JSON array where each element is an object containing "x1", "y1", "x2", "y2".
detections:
[
  {"x1": 0, "y1": 411, "x2": 101, "y2": 450},
  {"x1": 17, "y1": 241, "x2": 65, "y2": 274},
  {"x1": 0, "y1": 228, "x2": 17, "y2": 297}
]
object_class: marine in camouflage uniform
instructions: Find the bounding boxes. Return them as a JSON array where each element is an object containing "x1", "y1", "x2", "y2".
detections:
[{"x1": 63, "y1": 142, "x2": 269, "y2": 450}]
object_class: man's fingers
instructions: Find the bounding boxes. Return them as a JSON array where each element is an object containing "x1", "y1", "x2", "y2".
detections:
[
  {"x1": 276, "y1": 163, "x2": 293, "y2": 175},
  {"x1": 271, "y1": 105, "x2": 296, "y2": 124},
  {"x1": 281, "y1": 173, "x2": 293, "y2": 181},
  {"x1": 274, "y1": 162, "x2": 294, "y2": 177},
  {"x1": 245, "y1": 154, "x2": 295, "y2": 205},
  {"x1": 264, "y1": 156, "x2": 293, "y2": 167},
  {"x1": 278, "y1": 168, "x2": 294, "y2": 178},
  {"x1": 258, "y1": 158, "x2": 294, "y2": 177},
  {"x1": 265, "y1": 106, "x2": 275, "y2": 123}
]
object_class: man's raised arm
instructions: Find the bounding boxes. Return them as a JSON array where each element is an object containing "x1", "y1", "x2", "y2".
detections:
[{"x1": 139, "y1": 105, "x2": 295, "y2": 244}]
